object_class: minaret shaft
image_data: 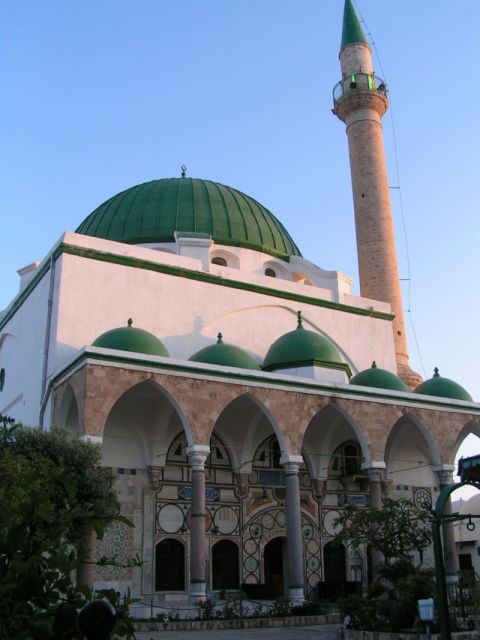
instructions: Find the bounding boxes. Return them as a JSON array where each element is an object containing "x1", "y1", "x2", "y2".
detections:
[
  {"x1": 334, "y1": 5, "x2": 422, "y2": 387},
  {"x1": 344, "y1": 102, "x2": 408, "y2": 365}
]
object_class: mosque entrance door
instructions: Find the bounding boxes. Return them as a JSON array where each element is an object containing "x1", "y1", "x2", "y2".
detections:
[
  {"x1": 212, "y1": 540, "x2": 239, "y2": 590},
  {"x1": 264, "y1": 537, "x2": 285, "y2": 598}
]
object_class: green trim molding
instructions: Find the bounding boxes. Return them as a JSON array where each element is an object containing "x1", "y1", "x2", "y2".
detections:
[
  {"x1": 0, "y1": 241, "x2": 394, "y2": 333},
  {"x1": 52, "y1": 347, "x2": 480, "y2": 413}
]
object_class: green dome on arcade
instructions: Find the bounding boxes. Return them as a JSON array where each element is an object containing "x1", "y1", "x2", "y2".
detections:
[
  {"x1": 414, "y1": 368, "x2": 472, "y2": 402},
  {"x1": 190, "y1": 333, "x2": 261, "y2": 371},
  {"x1": 263, "y1": 312, "x2": 349, "y2": 373},
  {"x1": 92, "y1": 319, "x2": 169, "y2": 357},
  {"x1": 76, "y1": 177, "x2": 302, "y2": 260},
  {"x1": 349, "y1": 361, "x2": 409, "y2": 392}
]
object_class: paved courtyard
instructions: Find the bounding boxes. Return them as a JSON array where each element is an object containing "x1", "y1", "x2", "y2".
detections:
[{"x1": 135, "y1": 623, "x2": 340, "y2": 640}]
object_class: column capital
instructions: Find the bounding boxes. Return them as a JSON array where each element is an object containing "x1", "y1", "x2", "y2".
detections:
[
  {"x1": 186, "y1": 444, "x2": 210, "y2": 470},
  {"x1": 280, "y1": 454, "x2": 303, "y2": 472},
  {"x1": 80, "y1": 434, "x2": 103, "y2": 445},
  {"x1": 434, "y1": 465, "x2": 456, "y2": 486},
  {"x1": 367, "y1": 460, "x2": 386, "y2": 470}
]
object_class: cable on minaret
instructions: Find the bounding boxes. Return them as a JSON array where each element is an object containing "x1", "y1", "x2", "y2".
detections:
[{"x1": 352, "y1": 0, "x2": 426, "y2": 377}]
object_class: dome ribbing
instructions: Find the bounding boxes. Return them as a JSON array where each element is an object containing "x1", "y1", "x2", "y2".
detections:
[
  {"x1": 77, "y1": 178, "x2": 301, "y2": 260},
  {"x1": 190, "y1": 333, "x2": 261, "y2": 371},
  {"x1": 414, "y1": 368, "x2": 472, "y2": 402},
  {"x1": 350, "y1": 361, "x2": 409, "y2": 392},
  {"x1": 92, "y1": 319, "x2": 169, "y2": 357},
  {"x1": 263, "y1": 312, "x2": 349, "y2": 373}
]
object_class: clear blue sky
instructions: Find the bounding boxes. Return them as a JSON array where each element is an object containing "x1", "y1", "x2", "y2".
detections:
[{"x1": 1, "y1": 1, "x2": 479, "y2": 464}]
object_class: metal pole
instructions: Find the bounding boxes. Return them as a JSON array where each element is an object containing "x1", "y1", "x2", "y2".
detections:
[{"x1": 432, "y1": 517, "x2": 451, "y2": 640}]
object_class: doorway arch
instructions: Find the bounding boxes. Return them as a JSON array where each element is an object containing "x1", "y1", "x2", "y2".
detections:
[
  {"x1": 155, "y1": 538, "x2": 185, "y2": 591},
  {"x1": 323, "y1": 539, "x2": 346, "y2": 582},
  {"x1": 264, "y1": 537, "x2": 285, "y2": 596},
  {"x1": 212, "y1": 540, "x2": 240, "y2": 590}
]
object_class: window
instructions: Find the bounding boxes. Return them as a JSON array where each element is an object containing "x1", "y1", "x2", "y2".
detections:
[
  {"x1": 155, "y1": 539, "x2": 185, "y2": 590},
  {"x1": 212, "y1": 540, "x2": 239, "y2": 590},
  {"x1": 211, "y1": 257, "x2": 227, "y2": 266},
  {"x1": 330, "y1": 441, "x2": 361, "y2": 476},
  {"x1": 264, "y1": 268, "x2": 276, "y2": 278}
]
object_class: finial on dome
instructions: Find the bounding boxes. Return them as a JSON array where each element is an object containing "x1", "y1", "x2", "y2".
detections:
[
  {"x1": 217, "y1": 332, "x2": 223, "y2": 344},
  {"x1": 371, "y1": 361, "x2": 377, "y2": 369},
  {"x1": 127, "y1": 318, "x2": 133, "y2": 327},
  {"x1": 297, "y1": 310, "x2": 303, "y2": 329},
  {"x1": 433, "y1": 367, "x2": 440, "y2": 378},
  {"x1": 181, "y1": 165, "x2": 187, "y2": 178}
]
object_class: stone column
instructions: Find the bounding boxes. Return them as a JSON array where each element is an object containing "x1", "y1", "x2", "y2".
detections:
[
  {"x1": 76, "y1": 530, "x2": 97, "y2": 589},
  {"x1": 280, "y1": 454, "x2": 305, "y2": 604},
  {"x1": 186, "y1": 444, "x2": 210, "y2": 601},
  {"x1": 76, "y1": 434, "x2": 103, "y2": 589},
  {"x1": 368, "y1": 463, "x2": 385, "y2": 579},
  {"x1": 435, "y1": 466, "x2": 460, "y2": 575}
]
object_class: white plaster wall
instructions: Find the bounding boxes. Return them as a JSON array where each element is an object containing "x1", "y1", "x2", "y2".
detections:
[
  {"x1": 0, "y1": 266, "x2": 58, "y2": 427},
  {"x1": 1, "y1": 232, "x2": 398, "y2": 424},
  {"x1": 49, "y1": 236, "x2": 397, "y2": 380},
  {"x1": 139, "y1": 237, "x2": 356, "y2": 303}
]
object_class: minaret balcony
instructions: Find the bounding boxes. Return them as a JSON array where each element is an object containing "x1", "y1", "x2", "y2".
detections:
[{"x1": 333, "y1": 73, "x2": 387, "y2": 107}]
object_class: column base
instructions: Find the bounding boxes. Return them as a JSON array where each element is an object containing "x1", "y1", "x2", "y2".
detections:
[
  {"x1": 287, "y1": 587, "x2": 305, "y2": 606},
  {"x1": 188, "y1": 582, "x2": 207, "y2": 603},
  {"x1": 446, "y1": 573, "x2": 459, "y2": 584}
]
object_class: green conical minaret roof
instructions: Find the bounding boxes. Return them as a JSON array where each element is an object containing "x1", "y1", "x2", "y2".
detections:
[{"x1": 341, "y1": 0, "x2": 369, "y2": 49}]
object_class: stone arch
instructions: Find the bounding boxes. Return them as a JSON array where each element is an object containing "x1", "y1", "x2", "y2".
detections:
[
  {"x1": 55, "y1": 383, "x2": 80, "y2": 436},
  {"x1": 101, "y1": 378, "x2": 192, "y2": 469},
  {"x1": 385, "y1": 413, "x2": 440, "y2": 494},
  {"x1": 0, "y1": 331, "x2": 15, "y2": 349},
  {"x1": 452, "y1": 420, "x2": 480, "y2": 464},
  {"x1": 302, "y1": 403, "x2": 372, "y2": 480},
  {"x1": 210, "y1": 392, "x2": 287, "y2": 472}
]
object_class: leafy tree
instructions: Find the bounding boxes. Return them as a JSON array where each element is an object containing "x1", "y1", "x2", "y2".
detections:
[
  {"x1": 336, "y1": 499, "x2": 434, "y2": 632},
  {"x1": 0, "y1": 415, "x2": 136, "y2": 639},
  {"x1": 333, "y1": 497, "x2": 432, "y2": 566}
]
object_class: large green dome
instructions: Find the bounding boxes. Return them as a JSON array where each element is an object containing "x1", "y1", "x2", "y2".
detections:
[
  {"x1": 190, "y1": 333, "x2": 261, "y2": 371},
  {"x1": 76, "y1": 177, "x2": 302, "y2": 260},
  {"x1": 92, "y1": 319, "x2": 169, "y2": 357}
]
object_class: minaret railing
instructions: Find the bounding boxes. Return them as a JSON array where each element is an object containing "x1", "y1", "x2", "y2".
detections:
[{"x1": 333, "y1": 73, "x2": 387, "y2": 106}]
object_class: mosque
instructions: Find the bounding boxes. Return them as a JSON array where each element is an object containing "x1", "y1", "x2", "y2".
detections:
[{"x1": 1, "y1": 0, "x2": 479, "y2": 607}]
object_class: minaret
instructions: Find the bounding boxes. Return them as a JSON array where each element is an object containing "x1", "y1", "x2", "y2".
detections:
[{"x1": 333, "y1": 0, "x2": 421, "y2": 388}]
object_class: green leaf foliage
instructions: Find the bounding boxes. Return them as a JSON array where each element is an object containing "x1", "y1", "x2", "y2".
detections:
[
  {"x1": 0, "y1": 417, "x2": 135, "y2": 639},
  {"x1": 333, "y1": 497, "x2": 432, "y2": 565}
]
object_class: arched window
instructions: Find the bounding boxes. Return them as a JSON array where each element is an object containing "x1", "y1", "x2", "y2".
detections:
[
  {"x1": 264, "y1": 267, "x2": 276, "y2": 278},
  {"x1": 155, "y1": 538, "x2": 185, "y2": 591},
  {"x1": 212, "y1": 257, "x2": 227, "y2": 266},
  {"x1": 253, "y1": 435, "x2": 282, "y2": 469},
  {"x1": 212, "y1": 540, "x2": 239, "y2": 590},
  {"x1": 330, "y1": 441, "x2": 361, "y2": 476}
]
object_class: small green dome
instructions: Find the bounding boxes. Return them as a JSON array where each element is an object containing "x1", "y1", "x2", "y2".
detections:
[
  {"x1": 263, "y1": 312, "x2": 347, "y2": 372},
  {"x1": 190, "y1": 333, "x2": 261, "y2": 370},
  {"x1": 414, "y1": 368, "x2": 472, "y2": 402},
  {"x1": 350, "y1": 361, "x2": 409, "y2": 392},
  {"x1": 92, "y1": 319, "x2": 169, "y2": 357},
  {"x1": 76, "y1": 177, "x2": 301, "y2": 260}
]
